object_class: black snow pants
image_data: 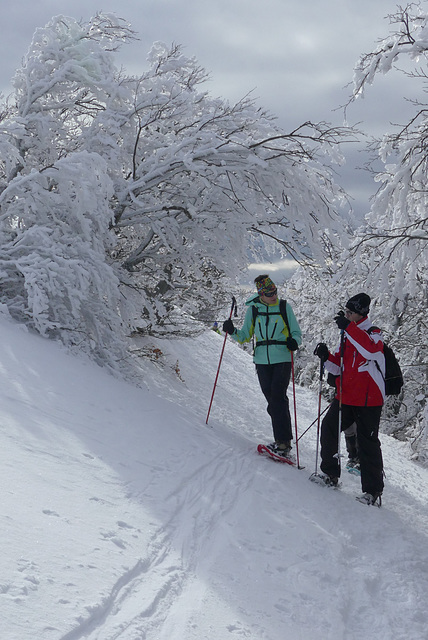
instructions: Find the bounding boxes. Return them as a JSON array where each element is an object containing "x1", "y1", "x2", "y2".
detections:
[
  {"x1": 256, "y1": 362, "x2": 293, "y2": 443},
  {"x1": 320, "y1": 399, "x2": 384, "y2": 495}
]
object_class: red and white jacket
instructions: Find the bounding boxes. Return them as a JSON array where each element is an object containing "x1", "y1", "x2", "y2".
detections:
[{"x1": 324, "y1": 316, "x2": 386, "y2": 406}]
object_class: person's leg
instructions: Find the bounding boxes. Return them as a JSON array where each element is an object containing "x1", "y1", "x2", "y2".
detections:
[
  {"x1": 320, "y1": 401, "x2": 354, "y2": 479},
  {"x1": 270, "y1": 362, "x2": 292, "y2": 443},
  {"x1": 354, "y1": 406, "x2": 384, "y2": 495},
  {"x1": 256, "y1": 362, "x2": 292, "y2": 443},
  {"x1": 344, "y1": 423, "x2": 359, "y2": 463}
]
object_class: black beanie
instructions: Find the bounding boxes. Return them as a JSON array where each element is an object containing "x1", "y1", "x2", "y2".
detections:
[{"x1": 346, "y1": 293, "x2": 371, "y2": 316}]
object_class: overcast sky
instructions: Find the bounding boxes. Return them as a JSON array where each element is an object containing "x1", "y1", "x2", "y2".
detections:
[{"x1": 0, "y1": 0, "x2": 420, "y2": 217}]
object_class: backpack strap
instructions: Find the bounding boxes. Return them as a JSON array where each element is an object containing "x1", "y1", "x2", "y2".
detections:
[
  {"x1": 367, "y1": 326, "x2": 381, "y2": 334},
  {"x1": 279, "y1": 298, "x2": 291, "y2": 335},
  {"x1": 252, "y1": 298, "x2": 290, "y2": 332},
  {"x1": 251, "y1": 298, "x2": 291, "y2": 350},
  {"x1": 367, "y1": 326, "x2": 386, "y2": 380}
]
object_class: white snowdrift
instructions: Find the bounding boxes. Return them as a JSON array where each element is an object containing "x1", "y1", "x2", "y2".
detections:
[{"x1": 1, "y1": 310, "x2": 427, "y2": 640}]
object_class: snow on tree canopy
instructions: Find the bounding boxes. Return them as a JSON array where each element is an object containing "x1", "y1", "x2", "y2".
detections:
[{"x1": 0, "y1": 12, "x2": 353, "y2": 365}]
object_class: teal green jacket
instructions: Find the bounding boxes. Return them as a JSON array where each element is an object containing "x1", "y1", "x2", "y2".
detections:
[{"x1": 231, "y1": 295, "x2": 302, "y2": 365}]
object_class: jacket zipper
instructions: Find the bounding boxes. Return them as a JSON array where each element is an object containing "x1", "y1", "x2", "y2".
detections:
[{"x1": 265, "y1": 310, "x2": 270, "y2": 364}]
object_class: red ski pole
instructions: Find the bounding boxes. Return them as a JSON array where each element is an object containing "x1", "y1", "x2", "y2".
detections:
[
  {"x1": 291, "y1": 351, "x2": 303, "y2": 469},
  {"x1": 206, "y1": 296, "x2": 237, "y2": 425}
]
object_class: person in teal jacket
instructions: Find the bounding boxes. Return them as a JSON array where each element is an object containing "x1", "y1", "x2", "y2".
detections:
[{"x1": 223, "y1": 274, "x2": 302, "y2": 457}]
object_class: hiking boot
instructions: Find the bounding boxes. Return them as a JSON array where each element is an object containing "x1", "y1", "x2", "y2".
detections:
[
  {"x1": 346, "y1": 457, "x2": 361, "y2": 472},
  {"x1": 356, "y1": 492, "x2": 382, "y2": 507},
  {"x1": 277, "y1": 440, "x2": 292, "y2": 454},
  {"x1": 267, "y1": 441, "x2": 292, "y2": 456},
  {"x1": 310, "y1": 472, "x2": 339, "y2": 487},
  {"x1": 347, "y1": 456, "x2": 360, "y2": 467},
  {"x1": 322, "y1": 474, "x2": 339, "y2": 487}
]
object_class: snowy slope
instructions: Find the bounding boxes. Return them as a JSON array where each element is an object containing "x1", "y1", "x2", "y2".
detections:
[{"x1": 1, "y1": 309, "x2": 428, "y2": 640}]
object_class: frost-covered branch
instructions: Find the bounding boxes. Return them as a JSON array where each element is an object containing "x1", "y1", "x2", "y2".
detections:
[
  {"x1": 339, "y1": 3, "x2": 428, "y2": 460},
  {"x1": 351, "y1": 3, "x2": 425, "y2": 101},
  {"x1": 0, "y1": 13, "x2": 355, "y2": 365},
  {"x1": 346, "y1": 3, "x2": 428, "y2": 291}
]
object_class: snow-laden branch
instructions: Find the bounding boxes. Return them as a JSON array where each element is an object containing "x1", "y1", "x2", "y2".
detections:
[{"x1": 0, "y1": 13, "x2": 355, "y2": 363}]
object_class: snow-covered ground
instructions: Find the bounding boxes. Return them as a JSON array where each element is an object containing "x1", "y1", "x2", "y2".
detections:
[{"x1": 1, "y1": 309, "x2": 428, "y2": 640}]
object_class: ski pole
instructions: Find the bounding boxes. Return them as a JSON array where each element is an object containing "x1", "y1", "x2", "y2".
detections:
[
  {"x1": 206, "y1": 296, "x2": 237, "y2": 425},
  {"x1": 313, "y1": 358, "x2": 325, "y2": 475},
  {"x1": 296, "y1": 403, "x2": 330, "y2": 442},
  {"x1": 336, "y1": 327, "x2": 345, "y2": 469},
  {"x1": 290, "y1": 351, "x2": 303, "y2": 469}
]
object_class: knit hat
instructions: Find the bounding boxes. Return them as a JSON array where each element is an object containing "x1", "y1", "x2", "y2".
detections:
[
  {"x1": 346, "y1": 293, "x2": 371, "y2": 316},
  {"x1": 255, "y1": 275, "x2": 277, "y2": 297}
]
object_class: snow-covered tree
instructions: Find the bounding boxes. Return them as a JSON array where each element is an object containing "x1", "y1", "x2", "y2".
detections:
[
  {"x1": 0, "y1": 14, "x2": 138, "y2": 368},
  {"x1": 350, "y1": 3, "x2": 428, "y2": 293},
  {"x1": 0, "y1": 13, "x2": 355, "y2": 366},
  {"x1": 332, "y1": 2, "x2": 428, "y2": 461},
  {"x1": 0, "y1": 151, "x2": 133, "y2": 370},
  {"x1": 89, "y1": 40, "x2": 355, "y2": 326}
]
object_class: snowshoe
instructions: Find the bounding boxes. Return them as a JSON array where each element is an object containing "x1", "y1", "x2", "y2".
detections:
[
  {"x1": 257, "y1": 443, "x2": 295, "y2": 466},
  {"x1": 346, "y1": 458, "x2": 361, "y2": 476},
  {"x1": 309, "y1": 472, "x2": 340, "y2": 488},
  {"x1": 266, "y1": 441, "x2": 292, "y2": 455},
  {"x1": 356, "y1": 492, "x2": 382, "y2": 507}
]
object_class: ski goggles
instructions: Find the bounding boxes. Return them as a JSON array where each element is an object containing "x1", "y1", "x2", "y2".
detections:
[{"x1": 262, "y1": 287, "x2": 278, "y2": 298}]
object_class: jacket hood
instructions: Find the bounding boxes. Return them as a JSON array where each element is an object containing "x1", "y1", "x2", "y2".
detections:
[
  {"x1": 245, "y1": 294, "x2": 260, "y2": 306},
  {"x1": 245, "y1": 293, "x2": 281, "y2": 307}
]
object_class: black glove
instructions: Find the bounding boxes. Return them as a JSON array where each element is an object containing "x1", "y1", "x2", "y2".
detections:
[
  {"x1": 314, "y1": 342, "x2": 329, "y2": 362},
  {"x1": 334, "y1": 311, "x2": 350, "y2": 331},
  {"x1": 222, "y1": 318, "x2": 236, "y2": 334},
  {"x1": 286, "y1": 337, "x2": 298, "y2": 351}
]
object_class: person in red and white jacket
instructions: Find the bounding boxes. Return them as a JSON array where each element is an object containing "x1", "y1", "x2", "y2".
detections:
[{"x1": 314, "y1": 293, "x2": 385, "y2": 506}]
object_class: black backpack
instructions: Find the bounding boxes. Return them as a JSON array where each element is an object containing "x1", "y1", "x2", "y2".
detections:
[{"x1": 367, "y1": 327, "x2": 404, "y2": 396}]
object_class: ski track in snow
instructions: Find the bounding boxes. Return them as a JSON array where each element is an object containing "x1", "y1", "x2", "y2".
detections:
[
  {"x1": 1, "y1": 320, "x2": 428, "y2": 640},
  {"x1": 59, "y1": 448, "x2": 253, "y2": 640},
  {"x1": 58, "y1": 442, "x2": 428, "y2": 639}
]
